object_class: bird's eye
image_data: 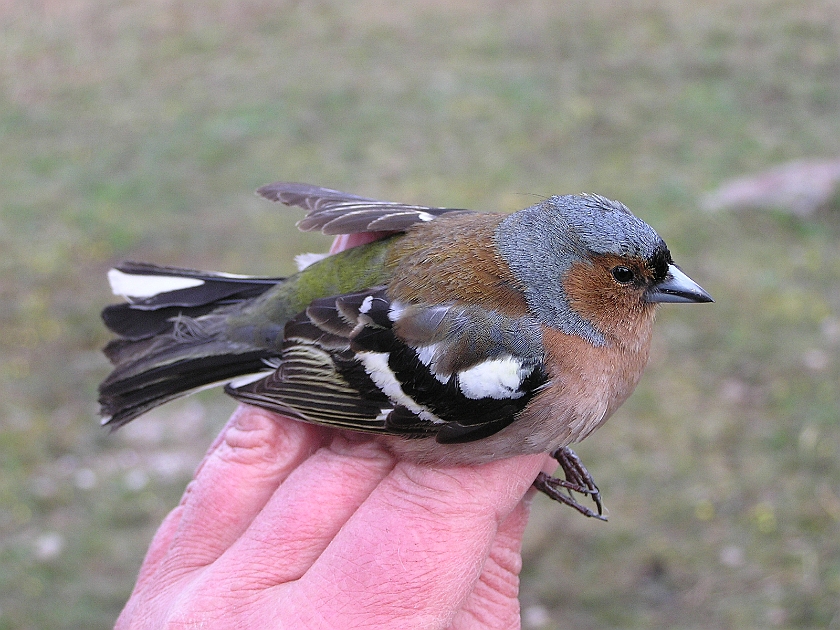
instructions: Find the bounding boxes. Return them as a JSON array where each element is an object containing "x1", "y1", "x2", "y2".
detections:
[{"x1": 611, "y1": 266, "x2": 635, "y2": 284}]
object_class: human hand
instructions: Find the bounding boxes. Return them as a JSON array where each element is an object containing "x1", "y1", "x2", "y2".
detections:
[{"x1": 115, "y1": 405, "x2": 549, "y2": 629}]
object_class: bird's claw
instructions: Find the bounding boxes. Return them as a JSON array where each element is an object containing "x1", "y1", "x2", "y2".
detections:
[{"x1": 532, "y1": 447, "x2": 607, "y2": 521}]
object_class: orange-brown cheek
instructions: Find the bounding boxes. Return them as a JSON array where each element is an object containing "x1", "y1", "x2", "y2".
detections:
[{"x1": 563, "y1": 259, "x2": 653, "y2": 342}]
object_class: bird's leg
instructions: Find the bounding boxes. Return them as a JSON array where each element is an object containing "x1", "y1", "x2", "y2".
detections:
[{"x1": 532, "y1": 446, "x2": 607, "y2": 521}]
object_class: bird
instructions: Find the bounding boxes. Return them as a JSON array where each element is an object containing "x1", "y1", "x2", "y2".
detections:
[{"x1": 99, "y1": 182, "x2": 713, "y2": 519}]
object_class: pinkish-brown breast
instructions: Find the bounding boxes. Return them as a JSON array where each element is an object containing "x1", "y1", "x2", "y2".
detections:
[{"x1": 515, "y1": 319, "x2": 655, "y2": 450}]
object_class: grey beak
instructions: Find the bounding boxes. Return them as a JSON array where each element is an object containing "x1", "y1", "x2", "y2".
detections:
[{"x1": 646, "y1": 264, "x2": 714, "y2": 304}]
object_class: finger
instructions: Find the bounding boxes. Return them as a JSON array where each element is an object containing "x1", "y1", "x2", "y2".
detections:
[
  {"x1": 159, "y1": 405, "x2": 323, "y2": 572},
  {"x1": 125, "y1": 407, "x2": 271, "y2": 593},
  {"x1": 278, "y1": 453, "x2": 548, "y2": 629},
  {"x1": 449, "y1": 497, "x2": 533, "y2": 630},
  {"x1": 130, "y1": 505, "x2": 184, "y2": 591},
  {"x1": 211, "y1": 432, "x2": 397, "y2": 585},
  {"x1": 190, "y1": 406, "x2": 244, "y2": 478}
]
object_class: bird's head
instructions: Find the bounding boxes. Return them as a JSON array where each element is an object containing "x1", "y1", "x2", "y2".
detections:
[{"x1": 496, "y1": 194, "x2": 712, "y2": 346}]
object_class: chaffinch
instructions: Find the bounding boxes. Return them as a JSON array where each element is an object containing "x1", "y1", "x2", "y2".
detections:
[{"x1": 100, "y1": 183, "x2": 712, "y2": 518}]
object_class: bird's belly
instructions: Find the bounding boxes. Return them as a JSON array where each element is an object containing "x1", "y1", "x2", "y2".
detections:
[{"x1": 517, "y1": 328, "x2": 652, "y2": 450}]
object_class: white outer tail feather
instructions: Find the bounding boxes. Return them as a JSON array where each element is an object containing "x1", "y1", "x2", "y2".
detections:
[{"x1": 108, "y1": 269, "x2": 204, "y2": 300}]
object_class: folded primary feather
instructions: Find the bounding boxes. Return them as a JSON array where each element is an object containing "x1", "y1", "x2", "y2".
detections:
[{"x1": 257, "y1": 182, "x2": 471, "y2": 234}]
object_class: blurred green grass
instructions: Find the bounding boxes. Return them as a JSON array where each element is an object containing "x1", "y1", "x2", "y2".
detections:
[{"x1": 1, "y1": 1, "x2": 839, "y2": 627}]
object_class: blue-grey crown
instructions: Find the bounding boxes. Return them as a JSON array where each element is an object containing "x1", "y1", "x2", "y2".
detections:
[{"x1": 554, "y1": 194, "x2": 665, "y2": 259}]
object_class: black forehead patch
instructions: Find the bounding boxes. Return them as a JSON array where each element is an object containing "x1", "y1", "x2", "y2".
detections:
[{"x1": 647, "y1": 246, "x2": 673, "y2": 283}]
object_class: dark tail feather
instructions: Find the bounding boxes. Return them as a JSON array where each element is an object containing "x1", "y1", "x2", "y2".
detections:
[
  {"x1": 100, "y1": 349, "x2": 274, "y2": 429},
  {"x1": 99, "y1": 262, "x2": 283, "y2": 428}
]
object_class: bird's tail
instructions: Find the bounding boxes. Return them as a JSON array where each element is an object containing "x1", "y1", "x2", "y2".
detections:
[{"x1": 98, "y1": 262, "x2": 284, "y2": 428}]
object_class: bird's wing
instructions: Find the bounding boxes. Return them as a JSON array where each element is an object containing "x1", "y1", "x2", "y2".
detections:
[
  {"x1": 227, "y1": 288, "x2": 548, "y2": 443},
  {"x1": 257, "y1": 182, "x2": 474, "y2": 235}
]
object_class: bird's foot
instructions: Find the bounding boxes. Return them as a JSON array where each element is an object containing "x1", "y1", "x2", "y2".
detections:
[{"x1": 532, "y1": 446, "x2": 606, "y2": 521}]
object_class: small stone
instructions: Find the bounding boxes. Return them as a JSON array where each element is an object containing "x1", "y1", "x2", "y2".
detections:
[{"x1": 703, "y1": 159, "x2": 840, "y2": 217}]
